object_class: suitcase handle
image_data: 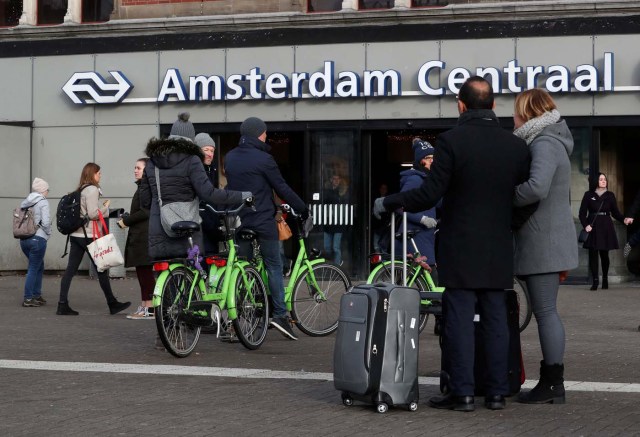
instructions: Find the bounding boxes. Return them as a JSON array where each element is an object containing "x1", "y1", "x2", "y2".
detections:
[{"x1": 389, "y1": 212, "x2": 408, "y2": 286}]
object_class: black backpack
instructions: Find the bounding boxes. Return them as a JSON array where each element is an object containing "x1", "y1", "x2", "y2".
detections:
[{"x1": 56, "y1": 188, "x2": 87, "y2": 235}]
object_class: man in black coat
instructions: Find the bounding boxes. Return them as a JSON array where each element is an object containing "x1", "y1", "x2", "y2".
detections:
[
  {"x1": 225, "y1": 117, "x2": 307, "y2": 341},
  {"x1": 374, "y1": 77, "x2": 530, "y2": 412},
  {"x1": 195, "y1": 132, "x2": 222, "y2": 254}
]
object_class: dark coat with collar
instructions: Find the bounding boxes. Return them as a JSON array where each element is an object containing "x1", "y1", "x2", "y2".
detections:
[
  {"x1": 383, "y1": 109, "x2": 530, "y2": 290},
  {"x1": 579, "y1": 190, "x2": 625, "y2": 250},
  {"x1": 139, "y1": 137, "x2": 243, "y2": 260},
  {"x1": 225, "y1": 135, "x2": 306, "y2": 240},
  {"x1": 123, "y1": 181, "x2": 150, "y2": 267}
]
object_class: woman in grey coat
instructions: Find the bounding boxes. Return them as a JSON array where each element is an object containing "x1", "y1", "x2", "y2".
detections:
[{"x1": 512, "y1": 89, "x2": 579, "y2": 405}]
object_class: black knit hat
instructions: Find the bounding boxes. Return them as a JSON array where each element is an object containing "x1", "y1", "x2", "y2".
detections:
[
  {"x1": 169, "y1": 112, "x2": 195, "y2": 141},
  {"x1": 240, "y1": 117, "x2": 267, "y2": 139},
  {"x1": 412, "y1": 138, "x2": 435, "y2": 169}
]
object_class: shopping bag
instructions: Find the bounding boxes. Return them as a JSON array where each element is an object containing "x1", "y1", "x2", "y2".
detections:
[{"x1": 87, "y1": 211, "x2": 124, "y2": 272}]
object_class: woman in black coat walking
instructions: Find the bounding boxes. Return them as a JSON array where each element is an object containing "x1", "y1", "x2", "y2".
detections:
[
  {"x1": 579, "y1": 173, "x2": 626, "y2": 290},
  {"x1": 118, "y1": 158, "x2": 155, "y2": 319}
]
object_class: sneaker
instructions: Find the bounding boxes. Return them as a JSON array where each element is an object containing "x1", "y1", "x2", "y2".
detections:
[
  {"x1": 34, "y1": 296, "x2": 47, "y2": 305},
  {"x1": 126, "y1": 306, "x2": 144, "y2": 319},
  {"x1": 22, "y1": 298, "x2": 41, "y2": 307},
  {"x1": 127, "y1": 307, "x2": 154, "y2": 320},
  {"x1": 269, "y1": 317, "x2": 298, "y2": 340},
  {"x1": 624, "y1": 242, "x2": 632, "y2": 259},
  {"x1": 283, "y1": 259, "x2": 293, "y2": 277}
]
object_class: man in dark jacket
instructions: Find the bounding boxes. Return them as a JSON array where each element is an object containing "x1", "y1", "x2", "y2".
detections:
[
  {"x1": 374, "y1": 77, "x2": 530, "y2": 412},
  {"x1": 139, "y1": 136, "x2": 249, "y2": 261},
  {"x1": 225, "y1": 117, "x2": 307, "y2": 341}
]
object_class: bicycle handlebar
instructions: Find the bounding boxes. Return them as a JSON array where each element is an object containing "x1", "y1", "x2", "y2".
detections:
[{"x1": 204, "y1": 197, "x2": 254, "y2": 215}]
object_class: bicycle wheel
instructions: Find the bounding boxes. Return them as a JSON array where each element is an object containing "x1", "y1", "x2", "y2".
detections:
[
  {"x1": 513, "y1": 276, "x2": 532, "y2": 332},
  {"x1": 371, "y1": 263, "x2": 430, "y2": 333},
  {"x1": 155, "y1": 266, "x2": 202, "y2": 358},
  {"x1": 232, "y1": 266, "x2": 269, "y2": 350},
  {"x1": 292, "y1": 263, "x2": 350, "y2": 336}
]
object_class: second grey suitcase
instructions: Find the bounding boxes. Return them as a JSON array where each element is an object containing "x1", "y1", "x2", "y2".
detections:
[{"x1": 333, "y1": 283, "x2": 421, "y2": 413}]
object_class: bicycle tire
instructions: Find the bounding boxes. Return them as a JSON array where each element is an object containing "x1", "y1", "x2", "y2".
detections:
[
  {"x1": 513, "y1": 276, "x2": 532, "y2": 332},
  {"x1": 292, "y1": 263, "x2": 350, "y2": 336},
  {"x1": 155, "y1": 266, "x2": 202, "y2": 358},
  {"x1": 370, "y1": 263, "x2": 430, "y2": 333},
  {"x1": 232, "y1": 266, "x2": 269, "y2": 350}
]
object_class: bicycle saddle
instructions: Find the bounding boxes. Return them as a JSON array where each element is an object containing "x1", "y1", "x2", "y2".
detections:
[
  {"x1": 395, "y1": 229, "x2": 420, "y2": 239},
  {"x1": 238, "y1": 229, "x2": 258, "y2": 241},
  {"x1": 171, "y1": 221, "x2": 200, "y2": 233}
]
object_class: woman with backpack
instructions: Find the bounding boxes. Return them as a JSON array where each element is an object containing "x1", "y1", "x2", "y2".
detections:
[
  {"x1": 56, "y1": 163, "x2": 131, "y2": 316},
  {"x1": 19, "y1": 178, "x2": 51, "y2": 307}
]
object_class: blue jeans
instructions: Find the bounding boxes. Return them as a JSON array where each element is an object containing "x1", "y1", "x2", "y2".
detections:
[
  {"x1": 20, "y1": 236, "x2": 47, "y2": 300},
  {"x1": 239, "y1": 238, "x2": 287, "y2": 318},
  {"x1": 323, "y1": 232, "x2": 343, "y2": 266}
]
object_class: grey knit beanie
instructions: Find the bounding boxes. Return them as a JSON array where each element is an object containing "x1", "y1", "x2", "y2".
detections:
[
  {"x1": 195, "y1": 133, "x2": 215, "y2": 149},
  {"x1": 169, "y1": 112, "x2": 196, "y2": 141},
  {"x1": 240, "y1": 117, "x2": 267, "y2": 139}
]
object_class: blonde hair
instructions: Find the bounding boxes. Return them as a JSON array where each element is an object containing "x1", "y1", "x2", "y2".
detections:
[{"x1": 514, "y1": 89, "x2": 557, "y2": 123}]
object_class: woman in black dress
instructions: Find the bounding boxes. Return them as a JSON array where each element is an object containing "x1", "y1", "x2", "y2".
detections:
[{"x1": 579, "y1": 173, "x2": 626, "y2": 290}]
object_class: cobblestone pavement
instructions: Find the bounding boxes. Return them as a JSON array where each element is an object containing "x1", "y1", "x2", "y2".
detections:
[{"x1": 1, "y1": 274, "x2": 639, "y2": 436}]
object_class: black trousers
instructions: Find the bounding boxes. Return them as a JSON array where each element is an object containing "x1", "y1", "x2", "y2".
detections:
[
  {"x1": 443, "y1": 288, "x2": 509, "y2": 396},
  {"x1": 58, "y1": 236, "x2": 116, "y2": 305}
]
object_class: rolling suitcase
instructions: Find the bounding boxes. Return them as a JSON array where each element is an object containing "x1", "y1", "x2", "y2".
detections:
[
  {"x1": 439, "y1": 289, "x2": 524, "y2": 397},
  {"x1": 333, "y1": 283, "x2": 421, "y2": 413}
]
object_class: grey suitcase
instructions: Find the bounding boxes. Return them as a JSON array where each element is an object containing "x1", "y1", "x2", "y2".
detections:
[{"x1": 333, "y1": 282, "x2": 421, "y2": 413}]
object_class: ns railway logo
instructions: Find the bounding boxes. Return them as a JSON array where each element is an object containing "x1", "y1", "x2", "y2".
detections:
[{"x1": 62, "y1": 53, "x2": 623, "y2": 105}]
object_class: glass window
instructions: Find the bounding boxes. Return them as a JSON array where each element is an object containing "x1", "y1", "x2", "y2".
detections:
[
  {"x1": 82, "y1": 0, "x2": 112, "y2": 22},
  {"x1": 412, "y1": 0, "x2": 448, "y2": 6},
  {"x1": 38, "y1": 0, "x2": 67, "y2": 25},
  {"x1": 0, "y1": 0, "x2": 22, "y2": 26},
  {"x1": 308, "y1": 0, "x2": 342, "y2": 12},
  {"x1": 359, "y1": 0, "x2": 393, "y2": 9}
]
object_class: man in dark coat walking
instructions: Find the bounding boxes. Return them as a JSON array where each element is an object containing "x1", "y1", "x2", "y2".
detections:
[
  {"x1": 225, "y1": 117, "x2": 307, "y2": 341},
  {"x1": 374, "y1": 77, "x2": 531, "y2": 411}
]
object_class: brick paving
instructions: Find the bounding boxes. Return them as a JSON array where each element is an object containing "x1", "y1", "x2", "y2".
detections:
[{"x1": 1, "y1": 274, "x2": 639, "y2": 436}]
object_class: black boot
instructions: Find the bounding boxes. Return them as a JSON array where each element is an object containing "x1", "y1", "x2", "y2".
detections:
[
  {"x1": 602, "y1": 277, "x2": 608, "y2": 289},
  {"x1": 56, "y1": 302, "x2": 79, "y2": 316},
  {"x1": 109, "y1": 300, "x2": 131, "y2": 315},
  {"x1": 590, "y1": 279, "x2": 598, "y2": 291},
  {"x1": 517, "y1": 361, "x2": 565, "y2": 404}
]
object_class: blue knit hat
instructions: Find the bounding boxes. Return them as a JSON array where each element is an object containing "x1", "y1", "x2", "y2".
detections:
[{"x1": 412, "y1": 138, "x2": 435, "y2": 167}]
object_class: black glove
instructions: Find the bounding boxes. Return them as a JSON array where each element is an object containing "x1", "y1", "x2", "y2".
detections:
[{"x1": 301, "y1": 208, "x2": 310, "y2": 220}]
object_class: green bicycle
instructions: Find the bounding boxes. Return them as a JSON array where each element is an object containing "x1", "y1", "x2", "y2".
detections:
[
  {"x1": 240, "y1": 204, "x2": 351, "y2": 336},
  {"x1": 367, "y1": 217, "x2": 532, "y2": 333},
  {"x1": 153, "y1": 199, "x2": 270, "y2": 357}
]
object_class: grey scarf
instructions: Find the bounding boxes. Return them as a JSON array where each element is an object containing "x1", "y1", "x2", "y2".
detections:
[{"x1": 513, "y1": 109, "x2": 561, "y2": 145}]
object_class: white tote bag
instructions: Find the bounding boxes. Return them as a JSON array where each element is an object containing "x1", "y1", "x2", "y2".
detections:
[{"x1": 87, "y1": 211, "x2": 124, "y2": 272}]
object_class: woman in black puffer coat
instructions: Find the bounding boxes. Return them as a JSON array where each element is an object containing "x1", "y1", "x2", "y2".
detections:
[
  {"x1": 579, "y1": 173, "x2": 626, "y2": 290},
  {"x1": 139, "y1": 137, "x2": 249, "y2": 260}
]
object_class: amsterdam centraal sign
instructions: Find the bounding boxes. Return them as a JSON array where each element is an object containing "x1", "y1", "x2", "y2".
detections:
[{"x1": 62, "y1": 53, "x2": 624, "y2": 105}]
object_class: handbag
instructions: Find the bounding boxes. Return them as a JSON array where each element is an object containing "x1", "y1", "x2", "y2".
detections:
[
  {"x1": 277, "y1": 218, "x2": 292, "y2": 241},
  {"x1": 155, "y1": 166, "x2": 200, "y2": 238},
  {"x1": 87, "y1": 211, "x2": 124, "y2": 272},
  {"x1": 579, "y1": 200, "x2": 604, "y2": 244}
]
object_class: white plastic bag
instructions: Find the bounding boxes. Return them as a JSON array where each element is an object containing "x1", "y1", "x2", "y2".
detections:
[{"x1": 87, "y1": 212, "x2": 124, "y2": 272}]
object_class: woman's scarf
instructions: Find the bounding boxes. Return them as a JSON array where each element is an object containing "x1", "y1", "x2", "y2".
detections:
[{"x1": 513, "y1": 109, "x2": 561, "y2": 145}]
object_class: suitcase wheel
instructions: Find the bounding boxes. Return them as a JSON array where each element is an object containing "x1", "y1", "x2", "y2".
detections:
[
  {"x1": 408, "y1": 401, "x2": 418, "y2": 412},
  {"x1": 376, "y1": 402, "x2": 389, "y2": 414},
  {"x1": 341, "y1": 394, "x2": 353, "y2": 407}
]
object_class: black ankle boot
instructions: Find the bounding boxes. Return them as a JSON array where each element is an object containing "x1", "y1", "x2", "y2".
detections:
[
  {"x1": 56, "y1": 302, "x2": 79, "y2": 316},
  {"x1": 517, "y1": 361, "x2": 565, "y2": 404},
  {"x1": 602, "y1": 278, "x2": 608, "y2": 289},
  {"x1": 109, "y1": 300, "x2": 131, "y2": 315},
  {"x1": 590, "y1": 279, "x2": 598, "y2": 291}
]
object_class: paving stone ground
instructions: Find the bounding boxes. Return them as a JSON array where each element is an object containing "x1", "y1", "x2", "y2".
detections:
[{"x1": 1, "y1": 274, "x2": 639, "y2": 436}]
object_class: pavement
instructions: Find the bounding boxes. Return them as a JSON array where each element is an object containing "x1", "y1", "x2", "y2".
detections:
[{"x1": 1, "y1": 273, "x2": 640, "y2": 436}]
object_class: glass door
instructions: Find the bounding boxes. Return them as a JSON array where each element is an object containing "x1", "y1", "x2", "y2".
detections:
[{"x1": 306, "y1": 130, "x2": 365, "y2": 279}]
